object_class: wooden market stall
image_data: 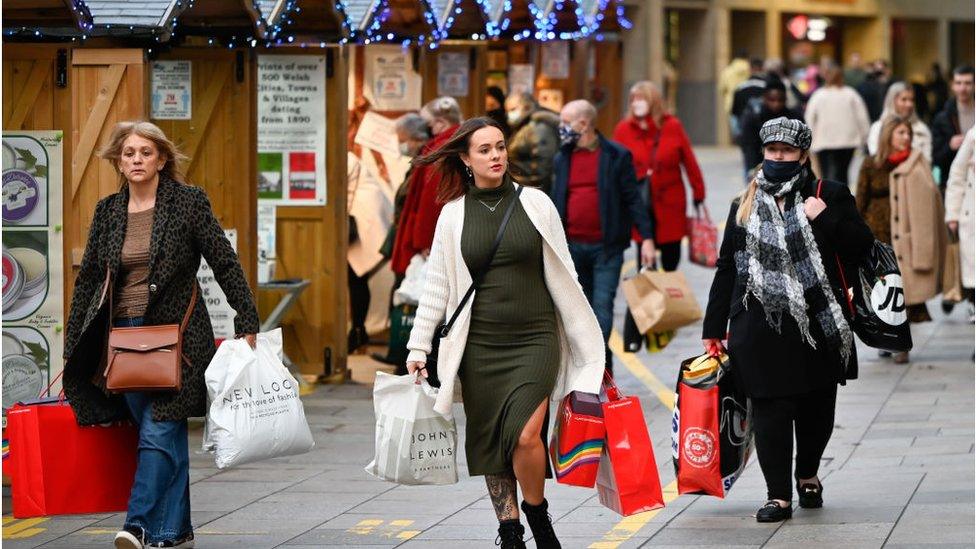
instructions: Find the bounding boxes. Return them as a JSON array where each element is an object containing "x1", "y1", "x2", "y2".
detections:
[
  {"x1": 419, "y1": 0, "x2": 493, "y2": 116},
  {"x1": 255, "y1": 0, "x2": 351, "y2": 380},
  {"x1": 583, "y1": 0, "x2": 628, "y2": 134}
]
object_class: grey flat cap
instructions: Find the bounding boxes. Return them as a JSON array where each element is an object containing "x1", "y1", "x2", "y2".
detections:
[{"x1": 759, "y1": 117, "x2": 812, "y2": 150}]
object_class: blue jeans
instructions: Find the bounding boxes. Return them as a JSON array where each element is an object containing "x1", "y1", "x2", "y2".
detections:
[
  {"x1": 567, "y1": 242, "x2": 624, "y2": 342},
  {"x1": 115, "y1": 317, "x2": 192, "y2": 543}
]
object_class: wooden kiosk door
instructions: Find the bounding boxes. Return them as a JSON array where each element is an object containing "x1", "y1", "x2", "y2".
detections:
[{"x1": 68, "y1": 49, "x2": 146, "y2": 294}]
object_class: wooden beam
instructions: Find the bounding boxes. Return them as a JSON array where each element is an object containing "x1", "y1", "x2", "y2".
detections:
[
  {"x1": 5, "y1": 59, "x2": 53, "y2": 129},
  {"x1": 182, "y1": 64, "x2": 231, "y2": 165},
  {"x1": 70, "y1": 63, "x2": 126, "y2": 199},
  {"x1": 72, "y1": 49, "x2": 143, "y2": 66}
]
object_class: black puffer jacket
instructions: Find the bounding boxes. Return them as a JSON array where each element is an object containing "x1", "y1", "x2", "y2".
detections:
[{"x1": 64, "y1": 177, "x2": 259, "y2": 424}]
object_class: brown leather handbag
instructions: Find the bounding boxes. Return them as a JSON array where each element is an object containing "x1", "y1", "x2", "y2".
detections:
[{"x1": 104, "y1": 281, "x2": 198, "y2": 393}]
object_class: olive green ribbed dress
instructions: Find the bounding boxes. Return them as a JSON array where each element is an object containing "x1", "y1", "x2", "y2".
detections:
[{"x1": 458, "y1": 178, "x2": 560, "y2": 476}]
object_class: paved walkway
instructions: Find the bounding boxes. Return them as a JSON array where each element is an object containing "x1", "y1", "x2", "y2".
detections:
[{"x1": 5, "y1": 148, "x2": 974, "y2": 548}]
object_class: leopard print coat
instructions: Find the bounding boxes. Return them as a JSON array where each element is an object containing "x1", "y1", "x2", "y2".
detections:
[{"x1": 64, "y1": 176, "x2": 259, "y2": 425}]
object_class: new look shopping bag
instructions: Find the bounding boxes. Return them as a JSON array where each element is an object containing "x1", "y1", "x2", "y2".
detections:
[
  {"x1": 203, "y1": 329, "x2": 315, "y2": 468},
  {"x1": 365, "y1": 372, "x2": 458, "y2": 485},
  {"x1": 596, "y1": 374, "x2": 664, "y2": 516},
  {"x1": 7, "y1": 396, "x2": 138, "y2": 518},
  {"x1": 622, "y1": 270, "x2": 703, "y2": 334}
]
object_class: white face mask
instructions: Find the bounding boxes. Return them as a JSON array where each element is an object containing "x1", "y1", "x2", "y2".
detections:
[
  {"x1": 507, "y1": 109, "x2": 525, "y2": 126},
  {"x1": 632, "y1": 99, "x2": 650, "y2": 118},
  {"x1": 399, "y1": 142, "x2": 413, "y2": 157}
]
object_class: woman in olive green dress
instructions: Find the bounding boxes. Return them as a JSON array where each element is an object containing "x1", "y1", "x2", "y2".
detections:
[{"x1": 405, "y1": 118, "x2": 606, "y2": 549}]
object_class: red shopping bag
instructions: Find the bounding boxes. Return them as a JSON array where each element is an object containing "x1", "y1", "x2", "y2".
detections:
[
  {"x1": 687, "y1": 205, "x2": 718, "y2": 268},
  {"x1": 7, "y1": 394, "x2": 138, "y2": 518},
  {"x1": 672, "y1": 354, "x2": 752, "y2": 498},
  {"x1": 596, "y1": 374, "x2": 664, "y2": 516},
  {"x1": 550, "y1": 391, "x2": 605, "y2": 488}
]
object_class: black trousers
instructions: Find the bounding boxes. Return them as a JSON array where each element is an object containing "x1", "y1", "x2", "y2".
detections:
[
  {"x1": 816, "y1": 148, "x2": 855, "y2": 185},
  {"x1": 658, "y1": 241, "x2": 681, "y2": 271},
  {"x1": 750, "y1": 385, "x2": 837, "y2": 501},
  {"x1": 348, "y1": 264, "x2": 370, "y2": 331}
]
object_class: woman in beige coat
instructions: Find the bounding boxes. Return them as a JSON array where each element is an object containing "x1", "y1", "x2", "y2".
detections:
[
  {"x1": 889, "y1": 134, "x2": 948, "y2": 361},
  {"x1": 945, "y1": 128, "x2": 975, "y2": 321}
]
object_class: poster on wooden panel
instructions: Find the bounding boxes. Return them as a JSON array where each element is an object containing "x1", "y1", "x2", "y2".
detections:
[
  {"x1": 151, "y1": 60, "x2": 192, "y2": 120},
  {"x1": 542, "y1": 42, "x2": 570, "y2": 79},
  {"x1": 437, "y1": 52, "x2": 470, "y2": 97},
  {"x1": 509, "y1": 64, "x2": 535, "y2": 95},
  {"x1": 197, "y1": 230, "x2": 238, "y2": 340},
  {"x1": 257, "y1": 55, "x2": 327, "y2": 206},
  {"x1": 364, "y1": 45, "x2": 422, "y2": 111},
  {"x1": 2, "y1": 131, "x2": 64, "y2": 408}
]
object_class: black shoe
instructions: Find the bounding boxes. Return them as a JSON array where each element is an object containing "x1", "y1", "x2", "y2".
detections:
[
  {"x1": 756, "y1": 501, "x2": 792, "y2": 523},
  {"x1": 370, "y1": 352, "x2": 398, "y2": 365},
  {"x1": 798, "y1": 482, "x2": 824, "y2": 509},
  {"x1": 521, "y1": 499, "x2": 560, "y2": 549},
  {"x1": 496, "y1": 520, "x2": 526, "y2": 549},
  {"x1": 114, "y1": 526, "x2": 146, "y2": 549},
  {"x1": 347, "y1": 327, "x2": 368, "y2": 353},
  {"x1": 942, "y1": 300, "x2": 956, "y2": 314},
  {"x1": 148, "y1": 533, "x2": 195, "y2": 548}
]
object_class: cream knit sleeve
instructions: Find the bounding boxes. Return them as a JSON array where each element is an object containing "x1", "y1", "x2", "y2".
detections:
[{"x1": 406, "y1": 211, "x2": 451, "y2": 363}]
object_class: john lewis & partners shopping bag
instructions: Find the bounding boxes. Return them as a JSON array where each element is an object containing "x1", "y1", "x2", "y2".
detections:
[
  {"x1": 7, "y1": 397, "x2": 138, "y2": 517},
  {"x1": 550, "y1": 391, "x2": 605, "y2": 487},
  {"x1": 671, "y1": 353, "x2": 752, "y2": 498},
  {"x1": 204, "y1": 329, "x2": 315, "y2": 468},
  {"x1": 366, "y1": 372, "x2": 458, "y2": 485},
  {"x1": 596, "y1": 374, "x2": 664, "y2": 516}
]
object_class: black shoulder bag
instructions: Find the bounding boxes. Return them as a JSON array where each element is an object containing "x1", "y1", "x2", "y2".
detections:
[{"x1": 423, "y1": 185, "x2": 524, "y2": 387}]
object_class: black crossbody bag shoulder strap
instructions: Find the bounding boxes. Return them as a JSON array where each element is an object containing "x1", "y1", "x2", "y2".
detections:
[{"x1": 437, "y1": 185, "x2": 524, "y2": 338}]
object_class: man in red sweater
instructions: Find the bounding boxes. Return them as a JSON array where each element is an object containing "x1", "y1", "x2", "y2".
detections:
[{"x1": 551, "y1": 100, "x2": 656, "y2": 364}]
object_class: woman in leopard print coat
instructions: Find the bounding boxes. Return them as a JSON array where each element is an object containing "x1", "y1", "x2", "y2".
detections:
[{"x1": 63, "y1": 121, "x2": 259, "y2": 548}]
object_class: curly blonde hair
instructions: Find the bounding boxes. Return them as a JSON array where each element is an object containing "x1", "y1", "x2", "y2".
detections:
[{"x1": 98, "y1": 121, "x2": 189, "y2": 185}]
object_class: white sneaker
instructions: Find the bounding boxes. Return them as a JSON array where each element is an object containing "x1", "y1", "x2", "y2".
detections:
[{"x1": 114, "y1": 527, "x2": 146, "y2": 549}]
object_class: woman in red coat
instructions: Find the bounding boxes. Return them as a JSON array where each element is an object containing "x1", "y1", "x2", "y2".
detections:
[
  {"x1": 391, "y1": 97, "x2": 463, "y2": 276},
  {"x1": 613, "y1": 81, "x2": 706, "y2": 270}
]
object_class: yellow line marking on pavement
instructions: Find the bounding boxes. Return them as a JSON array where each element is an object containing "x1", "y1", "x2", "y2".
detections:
[
  {"x1": 589, "y1": 331, "x2": 682, "y2": 548},
  {"x1": 396, "y1": 530, "x2": 421, "y2": 539},
  {"x1": 389, "y1": 519, "x2": 414, "y2": 527},
  {"x1": 3, "y1": 518, "x2": 48, "y2": 538},
  {"x1": 348, "y1": 518, "x2": 384, "y2": 535},
  {"x1": 81, "y1": 529, "x2": 119, "y2": 535},
  {"x1": 2, "y1": 517, "x2": 17, "y2": 525},
  {"x1": 607, "y1": 330, "x2": 675, "y2": 410}
]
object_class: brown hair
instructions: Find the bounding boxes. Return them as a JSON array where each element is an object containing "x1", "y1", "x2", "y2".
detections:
[
  {"x1": 413, "y1": 117, "x2": 507, "y2": 203},
  {"x1": 98, "y1": 121, "x2": 189, "y2": 185},
  {"x1": 875, "y1": 116, "x2": 913, "y2": 165},
  {"x1": 824, "y1": 64, "x2": 844, "y2": 87}
]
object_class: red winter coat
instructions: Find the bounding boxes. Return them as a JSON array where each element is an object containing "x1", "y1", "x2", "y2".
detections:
[
  {"x1": 391, "y1": 125, "x2": 459, "y2": 275},
  {"x1": 613, "y1": 114, "x2": 705, "y2": 244}
]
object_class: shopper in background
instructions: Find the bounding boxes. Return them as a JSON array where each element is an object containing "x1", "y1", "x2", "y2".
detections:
[
  {"x1": 390, "y1": 97, "x2": 463, "y2": 278},
  {"x1": 926, "y1": 63, "x2": 950, "y2": 124},
  {"x1": 945, "y1": 128, "x2": 976, "y2": 322},
  {"x1": 857, "y1": 117, "x2": 946, "y2": 362},
  {"x1": 867, "y1": 82, "x2": 933, "y2": 161},
  {"x1": 764, "y1": 57, "x2": 805, "y2": 110},
  {"x1": 485, "y1": 86, "x2": 511, "y2": 137},
  {"x1": 720, "y1": 50, "x2": 752, "y2": 140},
  {"x1": 857, "y1": 59, "x2": 893, "y2": 122},
  {"x1": 731, "y1": 58, "x2": 767, "y2": 126},
  {"x1": 554, "y1": 99, "x2": 656, "y2": 357},
  {"x1": 843, "y1": 52, "x2": 868, "y2": 89},
  {"x1": 65, "y1": 121, "x2": 259, "y2": 549},
  {"x1": 805, "y1": 64, "x2": 871, "y2": 185},
  {"x1": 932, "y1": 65, "x2": 975, "y2": 189},
  {"x1": 504, "y1": 92, "x2": 560, "y2": 193},
  {"x1": 739, "y1": 78, "x2": 805, "y2": 182},
  {"x1": 613, "y1": 81, "x2": 705, "y2": 271},
  {"x1": 703, "y1": 117, "x2": 873, "y2": 524}
]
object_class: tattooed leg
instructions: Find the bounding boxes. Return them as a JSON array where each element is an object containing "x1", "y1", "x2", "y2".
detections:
[{"x1": 485, "y1": 471, "x2": 519, "y2": 521}]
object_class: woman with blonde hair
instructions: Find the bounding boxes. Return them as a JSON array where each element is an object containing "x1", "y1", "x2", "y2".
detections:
[
  {"x1": 866, "y1": 82, "x2": 933, "y2": 161},
  {"x1": 703, "y1": 117, "x2": 873, "y2": 522},
  {"x1": 857, "y1": 116, "x2": 947, "y2": 361},
  {"x1": 63, "y1": 121, "x2": 259, "y2": 548},
  {"x1": 613, "y1": 80, "x2": 706, "y2": 270}
]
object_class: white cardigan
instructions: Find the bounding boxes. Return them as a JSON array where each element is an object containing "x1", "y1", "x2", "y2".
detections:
[
  {"x1": 945, "y1": 128, "x2": 975, "y2": 287},
  {"x1": 406, "y1": 185, "x2": 606, "y2": 415},
  {"x1": 804, "y1": 86, "x2": 871, "y2": 152}
]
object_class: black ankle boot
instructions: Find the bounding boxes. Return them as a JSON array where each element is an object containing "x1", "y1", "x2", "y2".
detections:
[
  {"x1": 347, "y1": 327, "x2": 368, "y2": 353},
  {"x1": 520, "y1": 499, "x2": 560, "y2": 549},
  {"x1": 496, "y1": 520, "x2": 526, "y2": 549}
]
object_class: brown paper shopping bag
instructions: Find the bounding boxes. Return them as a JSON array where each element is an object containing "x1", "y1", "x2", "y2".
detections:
[
  {"x1": 943, "y1": 239, "x2": 963, "y2": 303},
  {"x1": 622, "y1": 270, "x2": 703, "y2": 333}
]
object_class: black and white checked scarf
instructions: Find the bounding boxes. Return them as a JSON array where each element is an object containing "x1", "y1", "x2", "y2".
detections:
[{"x1": 735, "y1": 168, "x2": 853, "y2": 367}]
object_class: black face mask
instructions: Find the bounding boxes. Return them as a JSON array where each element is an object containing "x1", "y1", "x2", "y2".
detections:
[{"x1": 762, "y1": 159, "x2": 803, "y2": 182}]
